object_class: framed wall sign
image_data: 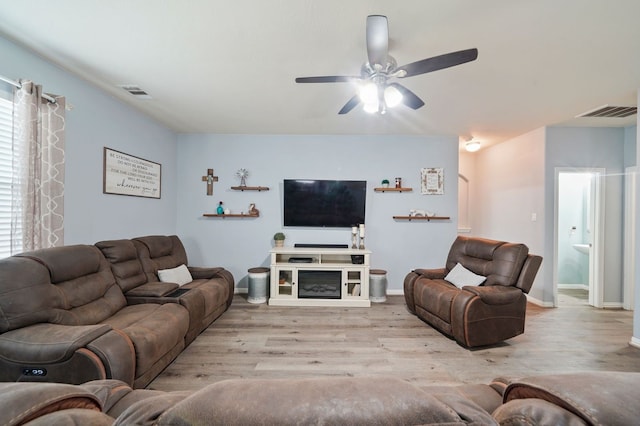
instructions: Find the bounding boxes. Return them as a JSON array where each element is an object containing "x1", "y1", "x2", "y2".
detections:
[
  {"x1": 103, "y1": 147, "x2": 161, "y2": 199},
  {"x1": 421, "y1": 167, "x2": 444, "y2": 195}
]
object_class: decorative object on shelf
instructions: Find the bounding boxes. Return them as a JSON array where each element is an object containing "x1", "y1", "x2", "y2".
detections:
[
  {"x1": 358, "y1": 224, "x2": 365, "y2": 249},
  {"x1": 395, "y1": 177, "x2": 402, "y2": 188},
  {"x1": 236, "y1": 168, "x2": 249, "y2": 187},
  {"x1": 381, "y1": 179, "x2": 390, "y2": 188},
  {"x1": 216, "y1": 201, "x2": 224, "y2": 215},
  {"x1": 351, "y1": 226, "x2": 358, "y2": 249},
  {"x1": 421, "y1": 167, "x2": 444, "y2": 195},
  {"x1": 202, "y1": 168, "x2": 219, "y2": 196},
  {"x1": 274, "y1": 232, "x2": 286, "y2": 247},
  {"x1": 248, "y1": 203, "x2": 259, "y2": 216},
  {"x1": 224, "y1": 208, "x2": 231, "y2": 214},
  {"x1": 409, "y1": 209, "x2": 435, "y2": 217}
]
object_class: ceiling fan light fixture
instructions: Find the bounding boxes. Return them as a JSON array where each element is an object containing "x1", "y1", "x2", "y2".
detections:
[
  {"x1": 359, "y1": 82, "x2": 379, "y2": 113},
  {"x1": 465, "y1": 140, "x2": 481, "y2": 152},
  {"x1": 384, "y1": 85, "x2": 403, "y2": 108}
]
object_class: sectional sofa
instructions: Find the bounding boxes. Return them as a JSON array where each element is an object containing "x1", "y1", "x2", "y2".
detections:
[
  {"x1": 1, "y1": 372, "x2": 638, "y2": 425},
  {"x1": 0, "y1": 235, "x2": 234, "y2": 388}
]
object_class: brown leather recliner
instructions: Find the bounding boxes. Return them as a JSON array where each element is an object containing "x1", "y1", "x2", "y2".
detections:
[{"x1": 404, "y1": 236, "x2": 542, "y2": 348}]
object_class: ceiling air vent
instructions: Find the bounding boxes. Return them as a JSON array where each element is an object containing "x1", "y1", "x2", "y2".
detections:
[
  {"x1": 577, "y1": 105, "x2": 637, "y2": 118},
  {"x1": 118, "y1": 85, "x2": 152, "y2": 100}
]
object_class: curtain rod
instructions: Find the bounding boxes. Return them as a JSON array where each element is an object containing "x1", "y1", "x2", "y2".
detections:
[{"x1": 0, "y1": 74, "x2": 57, "y2": 104}]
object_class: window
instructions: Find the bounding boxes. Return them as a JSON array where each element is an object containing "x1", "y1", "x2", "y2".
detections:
[{"x1": 0, "y1": 94, "x2": 18, "y2": 258}]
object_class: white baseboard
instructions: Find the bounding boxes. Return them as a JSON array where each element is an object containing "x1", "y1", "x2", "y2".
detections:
[
  {"x1": 387, "y1": 289, "x2": 404, "y2": 296},
  {"x1": 630, "y1": 336, "x2": 640, "y2": 349},
  {"x1": 558, "y1": 283, "x2": 589, "y2": 290},
  {"x1": 603, "y1": 302, "x2": 624, "y2": 309},
  {"x1": 526, "y1": 294, "x2": 554, "y2": 307}
]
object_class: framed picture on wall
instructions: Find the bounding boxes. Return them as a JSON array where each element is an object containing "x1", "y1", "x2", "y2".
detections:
[
  {"x1": 103, "y1": 147, "x2": 161, "y2": 199},
  {"x1": 421, "y1": 167, "x2": 444, "y2": 195}
]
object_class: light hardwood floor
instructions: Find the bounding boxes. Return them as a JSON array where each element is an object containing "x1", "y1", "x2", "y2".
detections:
[{"x1": 148, "y1": 292, "x2": 640, "y2": 392}]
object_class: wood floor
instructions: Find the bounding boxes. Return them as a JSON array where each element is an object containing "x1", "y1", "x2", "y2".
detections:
[{"x1": 148, "y1": 291, "x2": 640, "y2": 392}]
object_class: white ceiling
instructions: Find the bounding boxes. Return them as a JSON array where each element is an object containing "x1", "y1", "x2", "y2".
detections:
[{"x1": 1, "y1": 0, "x2": 639, "y2": 149}]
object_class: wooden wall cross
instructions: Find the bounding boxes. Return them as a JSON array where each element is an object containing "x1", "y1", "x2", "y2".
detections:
[{"x1": 201, "y1": 168, "x2": 219, "y2": 195}]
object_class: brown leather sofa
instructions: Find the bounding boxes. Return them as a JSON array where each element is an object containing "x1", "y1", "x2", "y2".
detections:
[
  {"x1": 404, "y1": 236, "x2": 542, "y2": 348},
  {"x1": 0, "y1": 235, "x2": 234, "y2": 389},
  {"x1": 1, "y1": 372, "x2": 637, "y2": 425}
]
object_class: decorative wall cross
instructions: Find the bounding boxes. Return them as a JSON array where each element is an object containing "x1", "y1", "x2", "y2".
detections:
[{"x1": 201, "y1": 168, "x2": 219, "y2": 195}]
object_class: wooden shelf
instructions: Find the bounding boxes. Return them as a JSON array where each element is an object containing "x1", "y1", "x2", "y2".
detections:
[
  {"x1": 203, "y1": 212, "x2": 260, "y2": 218},
  {"x1": 230, "y1": 186, "x2": 270, "y2": 191},
  {"x1": 393, "y1": 215, "x2": 450, "y2": 221},
  {"x1": 374, "y1": 187, "x2": 413, "y2": 193}
]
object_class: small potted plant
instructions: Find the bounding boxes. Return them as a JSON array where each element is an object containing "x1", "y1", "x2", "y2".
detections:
[
  {"x1": 381, "y1": 179, "x2": 390, "y2": 188},
  {"x1": 273, "y1": 232, "x2": 285, "y2": 247}
]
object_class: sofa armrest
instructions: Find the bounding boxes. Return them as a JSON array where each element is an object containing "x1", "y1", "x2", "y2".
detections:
[
  {"x1": 461, "y1": 285, "x2": 523, "y2": 305},
  {"x1": 125, "y1": 281, "x2": 178, "y2": 297},
  {"x1": 0, "y1": 323, "x2": 111, "y2": 364},
  {"x1": 0, "y1": 323, "x2": 135, "y2": 385},
  {"x1": 188, "y1": 266, "x2": 224, "y2": 280},
  {"x1": 499, "y1": 372, "x2": 640, "y2": 425},
  {"x1": 414, "y1": 268, "x2": 447, "y2": 279},
  {"x1": 0, "y1": 382, "x2": 104, "y2": 426}
]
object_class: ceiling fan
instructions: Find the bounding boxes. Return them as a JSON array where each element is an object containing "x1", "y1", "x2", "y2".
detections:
[{"x1": 295, "y1": 15, "x2": 478, "y2": 115}]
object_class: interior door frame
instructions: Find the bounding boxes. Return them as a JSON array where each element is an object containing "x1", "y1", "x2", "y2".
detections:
[
  {"x1": 553, "y1": 167, "x2": 605, "y2": 307},
  {"x1": 624, "y1": 166, "x2": 636, "y2": 310}
]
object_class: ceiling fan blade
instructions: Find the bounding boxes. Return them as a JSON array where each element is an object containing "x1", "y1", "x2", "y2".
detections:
[
  {"x1": 397, "y1": 48, "x2": 478, "y2": 78},
  {"x1": 388, "y1": 83, "x2": 425, "y2": 110},
  {"x1": 366, "y1": 15, "x2": 389, "y2": 68},
  {"x1": 338, "y1": 95, "x2": 361, "y2": 115},
  {"x1": 295, "y1": 76, "x2": 360, "y2": 83}
]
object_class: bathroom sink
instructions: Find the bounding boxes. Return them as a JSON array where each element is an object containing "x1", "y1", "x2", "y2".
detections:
[{"x1": 572, "y1": 243, "x2": 590, "y2": 255}]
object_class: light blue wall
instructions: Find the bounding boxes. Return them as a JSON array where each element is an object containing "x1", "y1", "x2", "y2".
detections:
[
  {"x1": 545, "y1": 127, "x2": 625, "y2": 305},
  {"x1": 175, "y1": 134, "x2": 459, "y2": 291},
  {"x1": 1, "y1": 35, "x2": 178, "y2": 244}
]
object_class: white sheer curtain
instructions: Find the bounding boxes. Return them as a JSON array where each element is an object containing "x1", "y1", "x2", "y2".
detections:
[{"x1": 11, "y1": 80, "x2": 66, "y2": 251}]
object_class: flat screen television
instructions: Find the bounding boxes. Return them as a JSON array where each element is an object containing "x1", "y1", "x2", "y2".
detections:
[{"x1": 283, "y1": 179, "x2": 366, "y2": 228}]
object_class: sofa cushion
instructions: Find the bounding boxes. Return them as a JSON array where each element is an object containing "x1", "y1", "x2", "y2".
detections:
[
  {"x1": 102, "y1": 303, "x2": 189, "y2": 376},
  {"x1": 11, "y1": 245, "x2": 126, "y2": 325},
  {"x1": 445, "y1": 236, "x2": 529, "y2": 287},
  {"x1": 0, "y1": 256, "x2": 62, "y2": 332},
  {"x1": 445, "y1": 263, "x2": 486, "y2": 288},
  {"x1": 133, "y1": 235, "x2": 189, "y2": 282},
  {"x1": 95, "y1": 239, "x2": 148, "y2": 293},
  {"x1": 156, "y1": 377, "x2": 498, "y2": 425},
  {"x1": 158, "y1": 264, "x2": 193, "y2": 286}
]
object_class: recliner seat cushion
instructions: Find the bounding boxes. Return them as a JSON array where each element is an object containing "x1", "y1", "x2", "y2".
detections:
[{"x1": 102, "y1": 303, "x2": 189, "y2": 376}]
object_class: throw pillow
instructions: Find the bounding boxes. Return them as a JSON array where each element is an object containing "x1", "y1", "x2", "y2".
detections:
[
  {"x1": 445, "y1": 263, "x2": 486, "y2": 288},
  {"x1": 158, "y1": 264, "x2": 193, "y2": 286}
]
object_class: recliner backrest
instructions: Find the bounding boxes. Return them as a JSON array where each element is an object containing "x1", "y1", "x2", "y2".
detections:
[
  {"x1": 95, "y1": 239, "x2": 148, "y2": 292},
  {"x1": 133, "y1": 235, "x2": 189, "y2": 282},
  {"x1": 10, "y1": 245, "x2": 126, "y2": 325},
  {"x1": 446, "y1": 236, "x2": 529, "y2": 287}
]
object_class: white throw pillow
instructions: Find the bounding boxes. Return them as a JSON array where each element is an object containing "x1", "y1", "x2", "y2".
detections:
[
  {"x1": 158, "y1": 264, "x2": 193, "y2": 286},
  {"x1": 445, "y1": 263, "x2": 486, "y2": 288}
]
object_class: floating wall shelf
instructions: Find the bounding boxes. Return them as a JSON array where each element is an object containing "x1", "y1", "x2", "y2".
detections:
[
  {"x1": 393, "y1": 216, "x2": 450, "y2": 221},
  {"x1": 203, "y1": 213, "x2": 260, "y2": 219},
  {"x1": 374, "y1": 187, "x2": 413, "y2": 193},
  {"x1": 230, "y1": 186, "x2": 270, "y2": 191}
]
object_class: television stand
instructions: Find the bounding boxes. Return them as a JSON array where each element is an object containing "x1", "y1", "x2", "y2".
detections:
[{"x1": 269, "y1": 247, "x2": 371, "y2": 307}]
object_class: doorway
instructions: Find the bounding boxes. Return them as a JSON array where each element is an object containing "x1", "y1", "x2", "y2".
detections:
[{"x1": 554, "y1": 168, "x2": 605, "y2": 307}]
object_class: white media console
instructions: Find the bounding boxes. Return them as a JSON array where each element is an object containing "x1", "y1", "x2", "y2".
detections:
[{"x1": 269, "y1": 247, "x2": 371, "y2": 307}]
